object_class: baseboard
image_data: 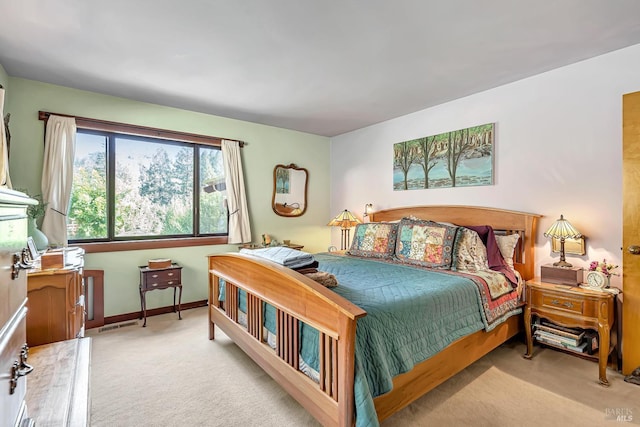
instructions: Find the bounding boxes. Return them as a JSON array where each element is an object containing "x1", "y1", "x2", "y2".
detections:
[{"x1": 101, "y1": 299, "x2": 208, "y2": 326}]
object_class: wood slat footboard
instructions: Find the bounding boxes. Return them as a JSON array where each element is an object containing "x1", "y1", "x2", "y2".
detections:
[{"x1": 208, "y1": 253, "x2": 366, "y2": 426}]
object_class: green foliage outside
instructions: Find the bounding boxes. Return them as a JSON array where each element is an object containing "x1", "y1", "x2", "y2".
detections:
[
  {"x1": 68, "y1": 137, "x2": 227, "y2": 240},
  {"x1": 68, "y1": 151, "x2": 107, "y2": 239}
]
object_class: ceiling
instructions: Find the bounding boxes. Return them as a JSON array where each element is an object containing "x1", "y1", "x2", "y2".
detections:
[{"x1": 1, "y1": 1, "x2": 640, "y2": 137}]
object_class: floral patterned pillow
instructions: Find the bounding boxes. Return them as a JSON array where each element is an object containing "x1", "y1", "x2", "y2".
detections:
[
  {"x1": 347, "y1": 222, "x2": 398, "y2": 258},
  {"x1": 394, "y1": 218, "x2": 459, "y2": 269},
  {"x1": 452, "y1": 227, "x2": 490, "y2": 272}
]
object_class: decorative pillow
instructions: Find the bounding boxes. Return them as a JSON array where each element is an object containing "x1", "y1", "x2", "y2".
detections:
[
  {"x1": 394, "y1": 218, "x2": 459, "y2": 269},
  {"x1": 452, "y1": 227, "x2": 490, "y2": 272},
  {"x1": 347, "y1": 222, "x2": 398, "y2": 258},
  {"x1": 495, "y1": 233, "x2": 520, "y2": 270}
]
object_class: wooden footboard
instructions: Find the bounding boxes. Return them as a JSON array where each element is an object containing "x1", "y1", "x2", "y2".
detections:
[{"x1": 208, "y1": 253, "x2": 366, "y2": 426}]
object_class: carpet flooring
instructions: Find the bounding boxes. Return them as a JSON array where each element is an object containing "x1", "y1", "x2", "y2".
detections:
[{"x1": 88, "y1": 307, "x2": 638, "y2": 426}]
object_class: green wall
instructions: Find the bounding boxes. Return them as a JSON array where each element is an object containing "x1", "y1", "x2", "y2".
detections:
[{"x1": 6, "y1": 77, "x2": 331, "y2": 317}]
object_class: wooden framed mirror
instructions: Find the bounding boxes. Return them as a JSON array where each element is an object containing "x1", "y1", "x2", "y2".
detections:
[{"x1": 272, "y1": 163, "x2": 308, "y2": 217}]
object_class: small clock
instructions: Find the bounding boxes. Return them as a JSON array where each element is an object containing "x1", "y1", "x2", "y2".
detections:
[{"x1": 585, "y1": 271, "x2": 608, "y2": 289}]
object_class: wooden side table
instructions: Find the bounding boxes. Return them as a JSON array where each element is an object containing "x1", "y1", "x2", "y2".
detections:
[
  {"x1": 523, "y1": 278, "x2": 616, "y2": 386},
  {"x1": 138, "y1": 263, "x2": 183, "y2": 327}
]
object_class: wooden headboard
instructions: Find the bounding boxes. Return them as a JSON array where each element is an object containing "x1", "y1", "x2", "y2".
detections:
[{"x1": 370, "y1": 205, "x2": 541, "y2": 280}]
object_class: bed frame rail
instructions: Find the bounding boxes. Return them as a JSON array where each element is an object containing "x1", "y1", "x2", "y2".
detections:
[{"x1": 208, "y1": 253, "x2": 366, "y2": 426}]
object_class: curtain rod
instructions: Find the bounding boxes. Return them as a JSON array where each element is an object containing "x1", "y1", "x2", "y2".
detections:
[{"x1": 38, "y1": 111, "x2": 246, "y2": 147}]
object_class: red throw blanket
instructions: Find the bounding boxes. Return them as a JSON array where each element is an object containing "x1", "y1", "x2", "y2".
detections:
[{"x1": 464, "y1": 225, "x2": 518, "y2": 287}]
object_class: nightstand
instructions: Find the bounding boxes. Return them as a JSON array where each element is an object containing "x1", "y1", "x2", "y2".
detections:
[{"x1": 524, "y1": 278, "x2": 617, "y2": 386}]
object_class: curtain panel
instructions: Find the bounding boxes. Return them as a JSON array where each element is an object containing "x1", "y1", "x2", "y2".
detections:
[
  {"x1": 41, "y1": 115, "x2": 77, "y2": 246},
  {"x1": 0, "y1": 88, "x2": 11, "y2": 188},
  {"x1": 222, "y1": 139, "x2": 251, "y2": 243}
]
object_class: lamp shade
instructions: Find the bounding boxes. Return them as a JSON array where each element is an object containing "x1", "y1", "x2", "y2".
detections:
[
  {"x1": 543, "y1": 214, "x2": 582, "y2": 239},
  {"x1": 544, "y1": 214, "x2": 581, "y2": 268},
  {"x1": 327, "y1": 209, "x2": 361, "y2": 229}
]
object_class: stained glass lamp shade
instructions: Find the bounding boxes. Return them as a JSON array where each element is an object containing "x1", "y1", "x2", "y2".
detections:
[
  {"x1": 543, "y1": 214, "x2": 582, "y2": 267},
  {"x1": 328, "y1": 209, "x2": 361, "y2": 250}
]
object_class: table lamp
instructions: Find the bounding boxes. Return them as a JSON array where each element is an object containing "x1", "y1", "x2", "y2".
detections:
[
  {"x1": 543, "y1": 214, "x2": 582, "y2": 267},
  {"x1": 363, "y1": 203, "x2": 373, "y2": 223},
  {"x1": 328, "y1": 209, "x2": 361, "y2": 250}
]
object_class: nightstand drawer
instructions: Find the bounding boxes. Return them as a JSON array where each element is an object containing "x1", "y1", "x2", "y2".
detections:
[
  {"x1": 146, "y1": 269, "x2": 180, "y2": 282},
  {"x1": 144, "y1": 280, "x2": 179, "y2": 290},
  {"x1": 140, "y1": 268, "x2": 181, "y2": 290},
  {"x1": 530, "y1": 287, "x2": 587, "y2": 315},
  {"x1": 540, "y1": 294, "x2": 584, "y2": 314}
]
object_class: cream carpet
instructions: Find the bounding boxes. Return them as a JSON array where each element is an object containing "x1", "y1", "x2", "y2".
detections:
[{"x1": 88, "y1": 307, "x2": 638, "y2": 426}]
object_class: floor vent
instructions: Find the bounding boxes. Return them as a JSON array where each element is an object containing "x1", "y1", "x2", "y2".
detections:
[{"x1": 98, "y1": 321, "x2": 138, "y2": 333}]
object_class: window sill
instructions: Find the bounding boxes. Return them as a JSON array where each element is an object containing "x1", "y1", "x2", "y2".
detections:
[{"x1": 72, "y1": 236, "x2": 229, "y2": 253}]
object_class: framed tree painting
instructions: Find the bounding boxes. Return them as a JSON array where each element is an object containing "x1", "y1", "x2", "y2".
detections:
[{"x1": 393, "y1": 123, "x2": 494, "y2": 190}]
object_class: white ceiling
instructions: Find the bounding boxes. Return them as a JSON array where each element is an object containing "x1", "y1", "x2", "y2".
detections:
[{"x1": 1, "y1": 1, "x2": 640, "y2": 137}]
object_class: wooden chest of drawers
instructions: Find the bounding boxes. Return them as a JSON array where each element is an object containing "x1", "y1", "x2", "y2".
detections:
[
  {"x1": 27, "y1": 249, "x2": 85, "y2": 347},
  {"x1": 138, "y1": 264, "x2": 183, "y2": 327},
  {"x1": 1, "y1": 189, "x2": 37, "y2": 427}
]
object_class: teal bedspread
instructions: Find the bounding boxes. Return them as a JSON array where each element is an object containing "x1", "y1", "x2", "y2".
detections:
[{"x1": 219, "y1": 253, "x2": 519, "y2": 427}]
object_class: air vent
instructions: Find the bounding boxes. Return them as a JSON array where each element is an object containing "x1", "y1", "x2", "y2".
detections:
[{"x1": 98, "y1": 321, "x2": 138, "y2": 333}]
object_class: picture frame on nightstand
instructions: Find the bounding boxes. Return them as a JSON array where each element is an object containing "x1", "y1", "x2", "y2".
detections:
[
  {"x1": 551, "y1": 236, "x2": 586, "y2": 255},
  {"x1": 26, "y1": 236, "x2": 40, "y2": 261}
]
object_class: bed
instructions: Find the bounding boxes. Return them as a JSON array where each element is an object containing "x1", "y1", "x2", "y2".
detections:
[{"x1": 207, "y1": 205, "x2": 540, "y2": 426}]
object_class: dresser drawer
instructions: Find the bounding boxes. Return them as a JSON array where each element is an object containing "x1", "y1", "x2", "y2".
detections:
[
  {"x1": 0, "y1": 211, "x2": 28, "y2": 328},
  {"x1": 0, "y1": 306, "x2": 28, "y2": 427}
]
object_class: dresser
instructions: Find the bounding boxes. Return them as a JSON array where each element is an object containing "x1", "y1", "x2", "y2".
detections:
[
  {"x1": 27, "y1": 248, "x2": 85, "y2": 347},
  {"x1": 1, "y1": 189, "x2": 37, "y2": 427}
]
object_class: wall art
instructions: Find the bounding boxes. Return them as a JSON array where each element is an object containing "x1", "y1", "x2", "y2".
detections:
[{"x1": 393, "y1": 123, "x2": 494, "y2": 190}]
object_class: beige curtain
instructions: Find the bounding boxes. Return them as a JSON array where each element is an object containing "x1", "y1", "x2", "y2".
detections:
[
  {"x1": 222, "y1": 140, "x2": 251, "y2": 243},
  {"x1": 41, "y1": 115, "x2": 77, "y2": 247},
  {"x1": 0, "y1": 88, "x2": 11, "y2": 188}
]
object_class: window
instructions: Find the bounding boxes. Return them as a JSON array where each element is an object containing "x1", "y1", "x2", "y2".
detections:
[{"x1": 68, "y1": 129, "x2": 228, "y2": 243}]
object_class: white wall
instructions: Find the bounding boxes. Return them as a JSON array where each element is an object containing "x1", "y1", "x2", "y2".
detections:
[{"x1": 329, "y1": 43, "x2": 640, "y2": 288}]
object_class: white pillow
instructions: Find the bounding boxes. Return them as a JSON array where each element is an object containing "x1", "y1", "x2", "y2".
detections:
[{"x1": 495, "y1": 233, "x2": 520, "y2": 270}]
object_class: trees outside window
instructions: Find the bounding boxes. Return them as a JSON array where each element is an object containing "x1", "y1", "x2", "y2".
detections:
[{"x1": 68, "y1": 130, "x2": 227, "y2": 243}]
